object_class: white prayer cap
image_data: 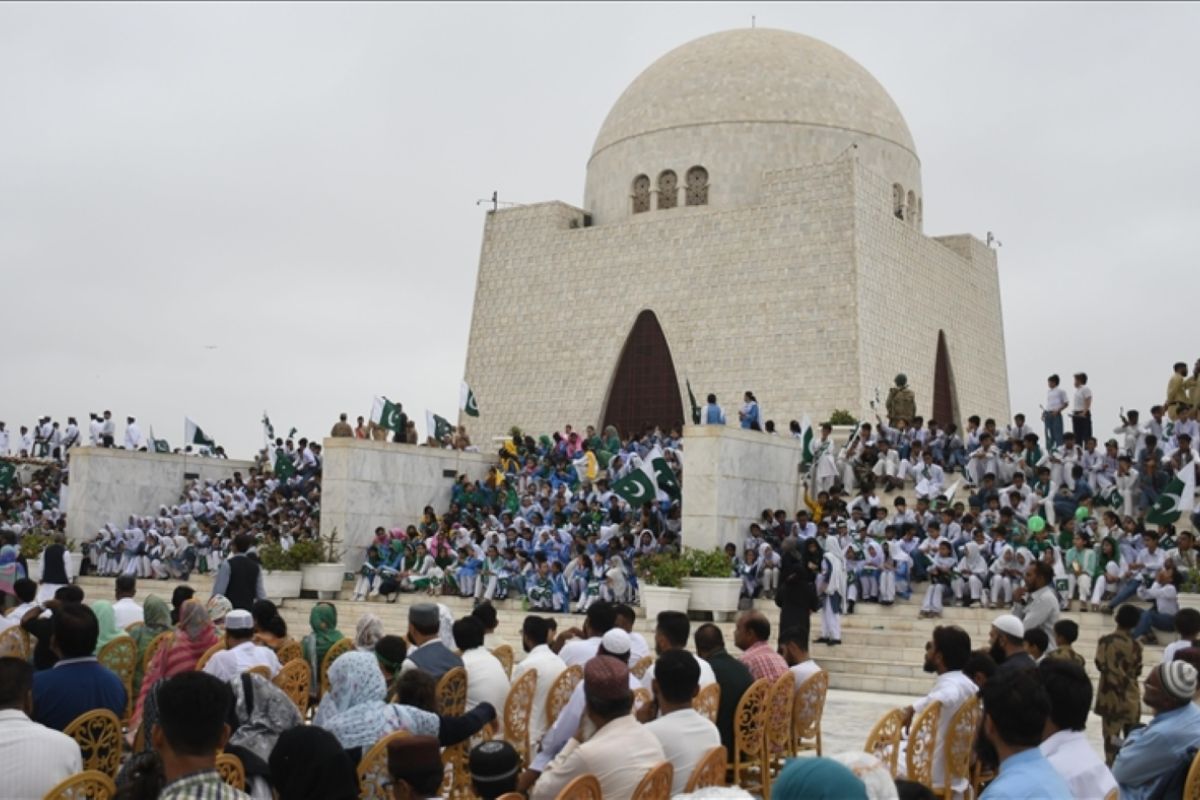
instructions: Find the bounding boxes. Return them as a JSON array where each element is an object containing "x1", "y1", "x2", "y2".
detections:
[
  {"x1": 225, "y1": 609, "x2": 254, "y2": 631},
  {"x1": 600, "y1": 628, "x2": 631, "y2": 656},
  {"x1": 991, "y1": 614, "x2": 1024, "y2": 639}
]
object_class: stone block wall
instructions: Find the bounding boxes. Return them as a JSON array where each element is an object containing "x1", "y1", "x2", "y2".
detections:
[
  {"x1": 65, "y1": 448, "x2": 255, "y2": 544},
  {"x1": 319, "y1": 438, "x2": 494, "y2": 571}
]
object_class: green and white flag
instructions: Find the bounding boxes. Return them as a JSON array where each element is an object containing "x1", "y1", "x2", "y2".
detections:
[
  {"x1": 262, "y1": 412, "x2": 274, "y2": 445},
  {"x1": 798, "y1": 414, "x2": 814, "y2": 466},
  {"x1": 371, "y1": 396, "x2": 405, "y2": 432},
  {"x1": 184, "y1": 418, "x2": 215, "y2": 449},
  {"x1": 460, "y1": 382, "x2": 479, "y2": 418},
  {"x1": 686, "y1": 379, "x2": 701, "y2": 425},
  {"x1": 647, "y1": 446, "x2": 681, "y2": 499},
  {"x1": 149, "y1": 427, "x2": 170, "y2": 454},
  {"x1": 1147, "y1": 461, "x2": 1196, "y2": 527},
  {"x1": 0, "y1": 461, "x2": 16, "y2": 489},
  {"x1": 611, "y1": 459, "x2": 658, "y2": 507},
  {"x1": 274, "y1": 451, "x2": 296, "y2": 479},
  {"x1": 1103, "y1": 485, "x2": 1123, "y2": 510},
  {"x1": 426, "y1": 411, "x2": 455, "y2": 443}
]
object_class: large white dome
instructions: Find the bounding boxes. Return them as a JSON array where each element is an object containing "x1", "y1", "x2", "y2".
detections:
[{"x1": 584, "y1": 28, "x2": 921, "y2": 224}]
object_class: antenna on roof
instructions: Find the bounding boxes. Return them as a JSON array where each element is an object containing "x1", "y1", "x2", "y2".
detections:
[
  {"x1": 475, "y1": 191, "x2": 524, "y2": 212},
  {"x1": 986, "y1": 231, "x2": 1003, "y2": 249}
]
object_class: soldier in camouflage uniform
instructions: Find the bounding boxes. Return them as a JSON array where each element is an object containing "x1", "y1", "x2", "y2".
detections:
[
  {"x1": 1094, "y1": 604, "x2": 1144, "y2": 765},
  {"x1": 886, "y1": 374, "x2": 916, "y2": 426}
]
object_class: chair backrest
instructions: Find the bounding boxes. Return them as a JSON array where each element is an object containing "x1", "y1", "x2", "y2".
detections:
[
  {"x1": 142, "y1": 631, "x2": 173, "y2": 674},
  {"x1": 504, "y1": 668, "x2": 539, "y2": 766},
  {"x1": 1184, "y1": 747, "x2": 1200, "y2": 800},
  {"x1": 195, "y1": 641, "x2": 225, "y2": 671},
  {"x1": 940, "y1": 696, "x2": 982, "y2": 798},
  {"x1": 905, "y1": 700, "x2": 942, "y2": 787},
  {"x1": 63, "y1": 708, "x2": 123, "y2": 778},
  {"x1": 631, "y1": 654, "x2": 654, "y2": 679},
  {"x1": 768, "y1": 671, "x2": 796, "y2": 750},
  {"x1": 320, "y1": 637, "x2": 355, "y2": 698},
  {"x1": 863, "y1": 707, "x2": 906, "y2": 776},
  {"x1": 43, "y1": 769, "x2": 117, "y2": 800},
  {"x1": 684, "y1": 745, "x2": 728, "y2": 792},
  {"x1": 733, "y1": 678, "x2": 772, "y2": 760},
  {"x1": 359, "y1": 730, "x2": 411, "y2": 800},
  {"x1": 553, "y1": 773, "x2": 602, "y2": 800},
  {"x1": 792, "y1": 670, "x2": 830, "y2": 750},
  {"x1": 273, "y1": 659, "x2": 311, "y2": 715},
  {"x1": 693, "y1": 682, "x2": 720, "y2": 724},
  {"x1": 97, "y1": 637, "x2": 138, "y2": 717},
  {"x1": 0, "y1": 626, "x2": 30, "y2": 659},
  {"x1": 492, "y1": 644, "x2": 514, "y2": 679},
  {"x1": 124, "y1": 622, "x2": 141, "y2": 633},
  {"x1": 437, "y1": 666, "x2": 469, "y2": 716},
  {"x1": 246, "y1": 664, "x2": 272, "y2": 679},
  {"x1": 276, "y1": 638, "x2": 303, "y2": 665},
  {"x1": 215, "y1": 752, "x2": 246, "y2": 790},
  {"x1": 631, "y1": 762, "x2": 674, "y2": 800},
  {"x1": 546, "y1": 665, "x2": 583, "y2": 727}
]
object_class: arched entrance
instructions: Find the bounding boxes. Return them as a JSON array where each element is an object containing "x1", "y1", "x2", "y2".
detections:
[
  {"x1": 932, "y1": 329, "x2": 961, "y2": 429},
  {"x1": 602, "y1": 310, "x2": 684, "y2": 438}
]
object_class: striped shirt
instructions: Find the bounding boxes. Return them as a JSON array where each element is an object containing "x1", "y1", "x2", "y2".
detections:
[
  {"x1": 739, "y1": 640, "x2": 789, "y2": 682},
  {"x1": 159, "y1": 769, "x2": 251, "y2": 800}
]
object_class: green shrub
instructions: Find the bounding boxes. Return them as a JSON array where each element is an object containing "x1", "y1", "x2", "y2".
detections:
[
  {"x1": 827, "y1": 409, "x2": 857, "y2": 426},
  {"x1": 684, "y1": 547, "x2": 735, "y2": 578},
  {"x1": 638, "y1": 552, "x2": 689, "y2": 588}
]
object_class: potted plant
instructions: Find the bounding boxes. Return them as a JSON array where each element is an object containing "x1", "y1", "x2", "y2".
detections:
[
  {"x1": 638, "y1": 552, "x2": 692, "y2": 619},
  {"x1": 258, "y1": 541, "x2": 303, "y2": 602},
  {"x1": 827, "y1": 409, "x2": 859, "y2": 446},
  {"x1": 681, "y1": 547, "x2": 742, "y2": 621},
  {"x1": 296, "y1": 528, "x2": 346, "y2": 599},
  {"x1": 22, "y1": 533, "x2": 80, "y2": 583}
]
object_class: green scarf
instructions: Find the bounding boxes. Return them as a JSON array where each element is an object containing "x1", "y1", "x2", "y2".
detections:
[
  {"x1": 92, "y1": 600, "x2": 130, "y2": 654},
  {"x1": 305, "y1": 602, "x2": 343, "y2": 664}
]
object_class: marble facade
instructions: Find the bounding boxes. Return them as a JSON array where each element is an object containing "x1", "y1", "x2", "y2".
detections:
[
  {"x1": 319, "y1": 438, "x2": 494, "y2": 571},
  {"x1": 65, "y1": 447, "x2": 255, "y2": 545}
]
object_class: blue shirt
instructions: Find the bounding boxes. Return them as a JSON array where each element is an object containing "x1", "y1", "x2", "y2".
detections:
[
  {"x1": 980, "y1": 747, "x2": 1072, "y2": 800},
  {"x1": 32, "y1": 657, "x2": 127, "y2": 731},
  {"x1": 1113, "y1": 702, "x2": 1200, "y2": 800}
]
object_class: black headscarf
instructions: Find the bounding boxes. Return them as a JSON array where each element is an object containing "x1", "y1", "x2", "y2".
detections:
[{"x1": 269, "y1": 726, "x2": 360, "y2": 800}]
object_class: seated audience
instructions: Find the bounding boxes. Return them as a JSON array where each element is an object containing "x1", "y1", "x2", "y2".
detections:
[
  {"x1": 511, "y1": 615, "x2": 567, "y2": 747},
  {"x1": 386, "y1": 735, "x2": 445, "y2": 800},
  {"x1": 779, "y1": 625, "x2": 822, "y2": 687},
  {"x1": 112, "y1": 575, "x2": 144, "y2": 628},
  {"x1": 1037, "y1": 658, "x2": 1117, "y2": 799},
  {"x1": 694, "y1": 622, "x2": 754, "y2": 758},
  {"x1": 0, "y1": 656, "x2": 82, "y2": 798},
  {"x1": 900, "y1": 625, "x2": 976, "y2": 795},
  {"x1": 269, "y1": 725, "x2": 359, "y2": 800},
  {"x1": 21, "y1": 585, "x2": 85, "y2": 670},
  {"x1": 773, "y1": 757, "x2": 869, "y2": 800},
  {"x1": 31, "y1": 601, "x2": 127, "y2": 731},
  {"x1": 454, "y1": 615, "x2": 510, "y2": 730},
  {"x1": 1112, "y1": 661, "x2": 1200, "y2": 799},
  {"x1": 639, "y1": 610, "x2": 716, "y2": 690},
  {"x1": 154, "y1": 671, "x2": 251, "y2": 799},
  {"x1": 470, "y1": 739, "x2": 522, "y2": 799},
  {"x1": 203, "y1": 609, "x2": 282, "y2": 682},
  {"x1": 400, "y1": 603, "x2": 463, "y2": 680},
  {"x1": 734, "y1": 609, "x2": 789, "y2": 681},
  {"x1": 643, "y1": 649, "x2": 721, "y2": 794},
  {"x1": 978, "y1": 669, "x2": 1071, "y2": 798},
  {"x1": 132, "y1": 598, "x2": 219, "y2": 732}
]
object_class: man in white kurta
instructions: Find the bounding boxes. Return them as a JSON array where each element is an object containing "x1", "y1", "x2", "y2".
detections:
[
  {"x1": 530, "y1": 655, "x2": 665, "y2": 800},
  {"x1": 202, "y1": 610, "x2": 281, "y2": 683},
  {"x1": 900, "y1": 625, "x2": 977, "y2": 794},
  {"x1": 0, "y1": 658, "x2": 84, "y2": 799},
  {"x1": 512, "y1": 615, "x2": 567, "y2": 748},
  {"x1": 1038, "y1": 657, "x2": 1117, "y2": 799},
  {"x1": 455, "y1": 616, "x2": 510, "y2": 735},
  {"x1": 123, "y1": 417, "x2": 142, "y2": 451},
  {"x1": 643, "y1": 650, "x2": 721, "y2": 795}
]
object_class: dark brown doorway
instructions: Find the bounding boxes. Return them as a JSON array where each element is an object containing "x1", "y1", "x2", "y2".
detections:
[
  {"x1": 932, "y1": 329, "x2": 961, "y2": 430},
  {"x1": 602, "y1": 310, "x2": 684, "y2": 438}
]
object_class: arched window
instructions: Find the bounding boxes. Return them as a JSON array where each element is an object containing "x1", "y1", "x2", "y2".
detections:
[
  {"x1": 657, "y1": 170, "x2": 678, "y2": 210},
  {"x1": 906, "y1": 190, "x2": 917, "y2": 227},
  {"x1": 893, "y1": 183, "x2": 905, "y2": 220},
  {"x1": 632, "y1": 175, "x2": 650, "y2": 214},
  {"x1": 685, "y1": 166, "x2": 709, "y2": 206}
]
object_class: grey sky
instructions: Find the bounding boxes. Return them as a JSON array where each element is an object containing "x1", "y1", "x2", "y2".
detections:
[{"x1": 2, "y1": 2, "x2": 1197, "y2": 458}]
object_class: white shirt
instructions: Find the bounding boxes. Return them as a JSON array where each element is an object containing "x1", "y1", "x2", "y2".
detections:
[
  {"x1": 0, "y1": 708, "x2": 83, "y2": 800},
  {"x1": 462, "y1": 647, "x2": 511, "y2": 732},
  {"x1": 124, "y1": 423, "x2": 142, "y2": 450},
  {"x1": 640, "y1": 650, "x2": 717, "y2": 691},
  {"x1": 1047, "y1": 387, "x2": 1069, "y2": 414},
  {"x1": 558, "y1": 636, "x2": 600, "y2": 668},
  {"x1": 511, "y1": 643, "x2": 567, "y2": 746},
  {"x1": 790, "y1": 659, "x2": 822, "y2": 688},
  {"x1": 1163, "y1": 640, "x2": 1193, "y2": 663},
  {"x1": 1039, "y1": 728, "x2": 1117, "y2": 800},
  {"x1": 1072, "y1": 386, "x2": 1093, "y2": 414},
  {"x1": 909, "y1": 670, "x2": 978, "y2": 792},
  {"x1": 533, "y1": 670, "x2": 642, "y2": 772},
  {"x1": 202, "y1": 640, "x2": 282, "y2": 683},
  {"x1": 644, "y1": 708, "x2": 721, "y2": 795},
  {"x1": 531, "y1": 714, "x2": 666, "y2": 800},
  {"x1": 111, "y1": 597, "x2": 144, "y2": 629},
  {"x1": 627, "y1": 631, "x2": 651, "y2": 664}
]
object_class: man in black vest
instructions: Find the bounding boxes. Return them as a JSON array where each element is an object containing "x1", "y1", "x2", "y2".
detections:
[
  {"x1": 211, "y1": 533, "x2": 265, "y2": 611},
  {"x1": 401, "y1": 603, "x2": 462, "y2": 680}
]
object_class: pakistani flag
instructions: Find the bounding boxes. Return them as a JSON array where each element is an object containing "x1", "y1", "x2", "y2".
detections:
[
  {"x1": 371, "y1": 397, "x2": 405, "y2": 432},
  {"x1": 274, "y1": 451, "x2": 296, "y2": 479},
  {"x1": 647, "y1": 446, "x2": 681, "y2": 499},
  {"x1": 0, "y1": 461, "x2": 16, "y2": 489},
  {"x1": 1147, "y1": 461, "x2": 1197, "y2": 526},
  {"x1": 262, "y1": 412, "x2": 274, "y2": 443},
  {"x1": 184, "y1": 418, "x2": 215, "y2": 449},
  {"x1": 149, "y1": 428, "x2": 170, "y2": 454},
  {"x1": 612, "y1": 460, "x2": 658, "y2": 507},
  {"x1": 1103, "y1": 485, "x2": 1123, "y2": 510},
  {"x1": 686, "y1": 379, "x2": 701, "y2": 425},
  {"x1": 798, "y1": 414, "x2": 814, "y2": 466},
  {"x1": 426, "y1": 411, "x2": 455, "y2": 443},
  {"x1": 460, "y1": 382, "x2": 479, "y2": 418}
]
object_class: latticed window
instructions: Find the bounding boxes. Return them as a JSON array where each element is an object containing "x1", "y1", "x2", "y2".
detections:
[
  {"x1": 685, "y1": 166, "x2": 708, "y2": 205},
  {"x1": 657, "y1": 170, "x2": 678, "y2": 209},
  {"x1": 632, "y1": 175, "x2": 650, "y2": 214},
  {"x1": 893, "y1": 183, "x2": 905, "y2": 220}
]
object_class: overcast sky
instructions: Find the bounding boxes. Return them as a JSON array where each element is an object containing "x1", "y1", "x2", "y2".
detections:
[{"x1": 2, "y1": 2, "x2": 1197, "y2": 458}]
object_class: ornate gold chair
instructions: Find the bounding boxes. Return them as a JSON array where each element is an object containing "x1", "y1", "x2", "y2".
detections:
[
  {"x1": 195, "y1": 641, "x2": 224, "y2": 671},
  {"x1": 684, "y1": 745, "x2": 728, "y2": 792},
  {"x1": 692, "y1": 681, "x2": 720, "y2": 724},
  {"x1": 905, "y1": 700, "x2": 942, "y2": 789},
  {"x1": 630, "y1": 762, "x2": 673, "y2": 800},
  {"x1": 789, "y1": 669, "x2": 829, "y2": 757},
  {"x1": 358, "y1": 730, "x2": 410, "y2": 800},
  {"x1": 42, "y1": 770, "x2": 116, "y2": 800},
  {"x1": 436, "y1": 666, "x2": 468, "y2": 715},
  {"x1": 492, "y1": 644, "x2": 514, "y2": 679},
  {"x1": 96, "y1": 637, "x2": 137, "y2": 721},
  {"x1": 273, "y1": 658, "x2": 311, "y2": 715},
  {"x1": 503, "y1": 668, "x2": 538, "y2": 766},
  {"x1": 730, "y1": 678, "x2": 772, "y2": 799},
  {"x1": 766, "y1": 671, "x2": 796, "y2": 777},
  {"x1": 63, "y1": 709, "x2": 122, "y2": 778},
  {"x1": 631, "y1": 654, "x2": 654, "y2": 679},
  {"x1": 545, "y1": 665, "x2": 582, "y2": 728},
  {"x1": 319, "y1": 637, "x2": 355, "y2": 699},
  {"x1": 864, "y1": 707, "x2": 906, "y2": 776},
  {"x1": 553, "y1": 773, "x2": 602, "y2": 800},
  {"x1": 933, "y1": 696, "x2": 981, "y2": 800},
  {"x1": 215, "y1": 752, "x2": 245, "y2": 790}
]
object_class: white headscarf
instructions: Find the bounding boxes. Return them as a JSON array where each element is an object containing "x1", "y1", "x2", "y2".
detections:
[{"x1": 821, "y1": 535, "x2": 848, "y2": 600}]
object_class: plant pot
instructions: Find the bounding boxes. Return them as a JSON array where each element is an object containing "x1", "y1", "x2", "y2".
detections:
[
  {"x1": 263, "y1": 570, "x2": 303, "y2": 603},
  {"x1": 641, "y1": 585, "x2": 692, "y2": 620},
  {"x1": 682, "y1": 577, "x2": 742, "y2": 621},
  {"x1": 301, "y1": 563, "x2": 346, "y2": 599}
]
